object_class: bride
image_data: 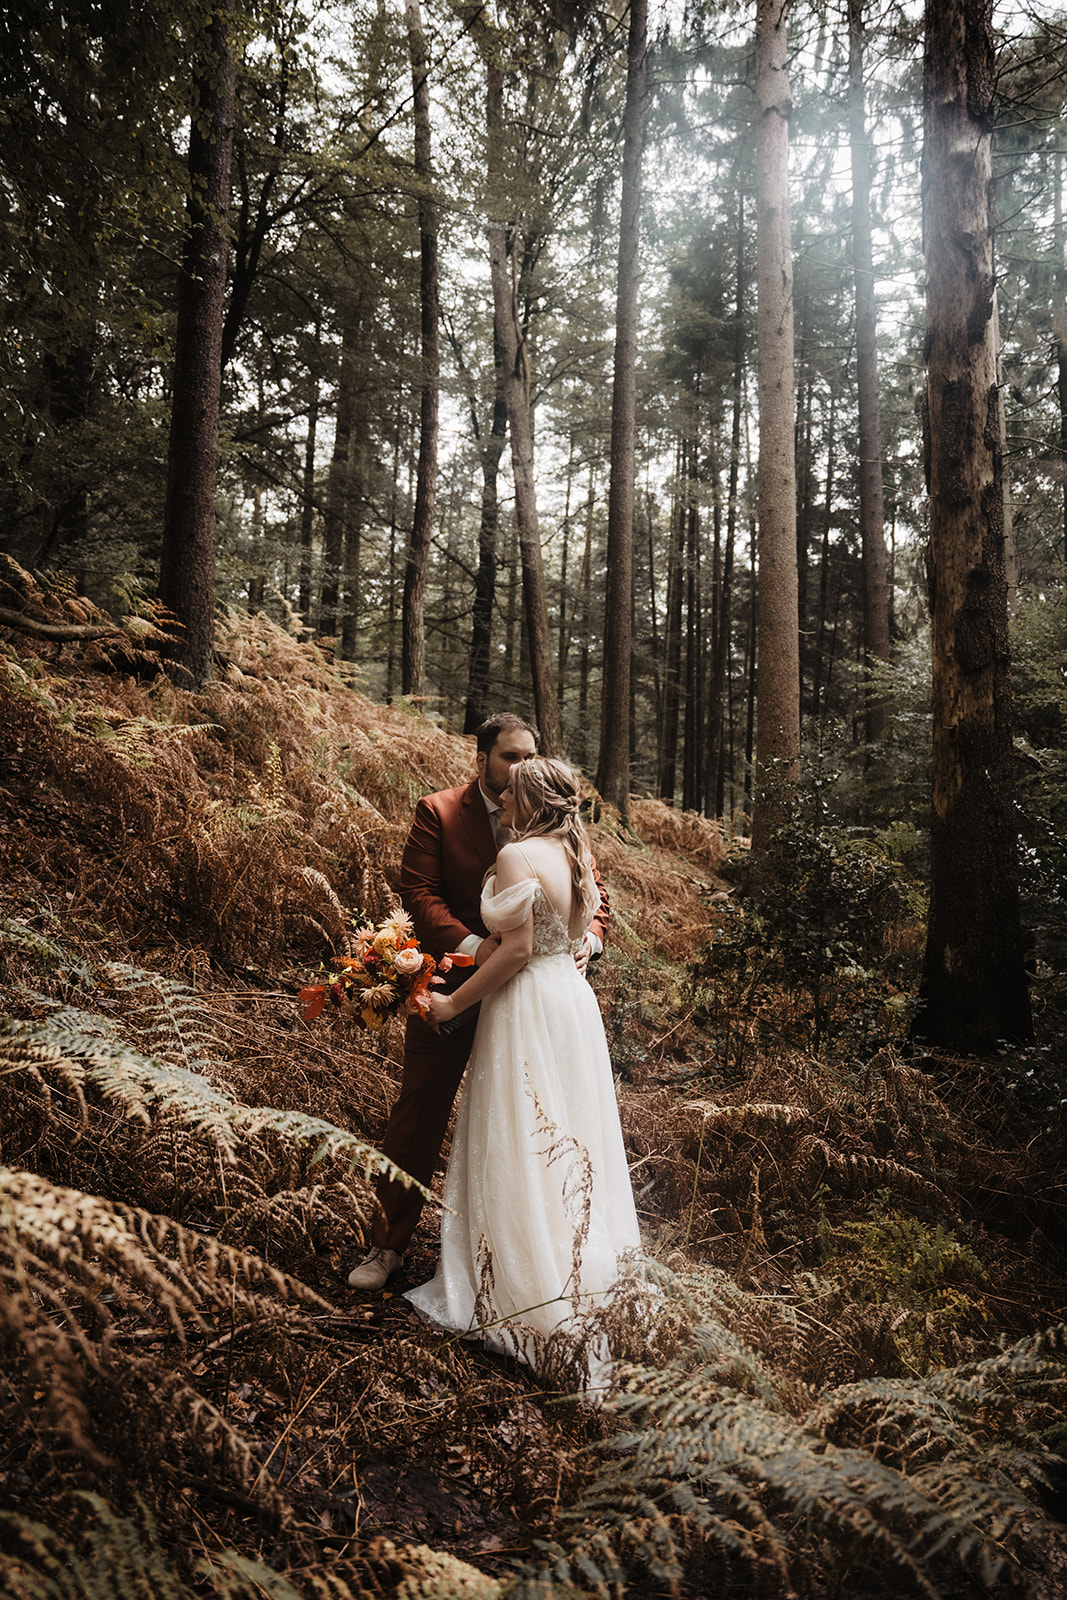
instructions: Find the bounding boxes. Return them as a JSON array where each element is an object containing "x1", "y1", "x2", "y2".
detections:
[{"x1": 405, "y1": 756, "x2": 642, "y2": 1388}]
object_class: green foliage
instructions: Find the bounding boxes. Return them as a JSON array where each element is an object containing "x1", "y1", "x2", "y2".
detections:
[
  {"x1": 1012, "y1": 587, "x2": 1067, "y2": 1040},
  {"x1": 0, "y1": 1497, "x2": 208, "y2": 1600},
  {"x1": 972, "y1": 1041, "x2": 1067, "y2": 1133},
  {"x1": 692, "y1": 760, "x2": 926, "y2": 1061},
  {"x1": 831, "y1": 1192, "x2": 986, "y2": 1312}
]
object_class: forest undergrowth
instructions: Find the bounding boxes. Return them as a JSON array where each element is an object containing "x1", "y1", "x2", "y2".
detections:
[{"x1": 1, "y1": 570, "x2": 1065, "y2": 1599}]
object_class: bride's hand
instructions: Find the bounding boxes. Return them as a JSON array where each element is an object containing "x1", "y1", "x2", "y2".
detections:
[{"x1": 426, "y1": 992, "x2": 457, "y2": 1031}]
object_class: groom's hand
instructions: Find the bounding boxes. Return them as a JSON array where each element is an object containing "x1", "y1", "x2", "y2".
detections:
[
  {"x1": 475, "y1": 934, "x2": 501, "y2": 966},
  {"x1": 574, "y1": 936, "x2": 591, "y2": 976}
]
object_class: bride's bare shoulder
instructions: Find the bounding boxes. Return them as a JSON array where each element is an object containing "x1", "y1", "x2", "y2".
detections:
[
  {"x1": 512, "y1": 835, "x2": 565, "y2": 857},
  {"x1": 494, "y1": 840, "x2": 543, "y2": 885}
]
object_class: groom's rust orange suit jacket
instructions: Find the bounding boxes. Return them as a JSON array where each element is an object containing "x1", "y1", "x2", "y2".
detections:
[{"x1": 399, "y1": 779, "x2": 610, "y2": 978}]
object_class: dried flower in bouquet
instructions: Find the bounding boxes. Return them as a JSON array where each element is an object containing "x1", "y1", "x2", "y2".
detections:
[{"x1": 299, "y1": 911, "x2": 471, "y2": 1033}]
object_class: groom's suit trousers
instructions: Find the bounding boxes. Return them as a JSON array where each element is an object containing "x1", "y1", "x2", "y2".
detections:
[{"x1": 371, "y1": 1008, "x2": 479, "y2": 1253}]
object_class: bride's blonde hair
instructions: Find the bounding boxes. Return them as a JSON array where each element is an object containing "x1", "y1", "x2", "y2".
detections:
[{"x1": 508, "y1": 757, "x2": 600, "y2": 923}]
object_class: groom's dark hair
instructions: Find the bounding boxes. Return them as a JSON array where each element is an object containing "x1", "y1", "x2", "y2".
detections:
[{"x1": 475, "y1": 712, "x2": 540, "y2": 756}]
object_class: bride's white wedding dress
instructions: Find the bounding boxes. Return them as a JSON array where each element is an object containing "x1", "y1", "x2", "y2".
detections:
[{"x1": 404, "y1": 868, "x2": 642, "y2": 1386}]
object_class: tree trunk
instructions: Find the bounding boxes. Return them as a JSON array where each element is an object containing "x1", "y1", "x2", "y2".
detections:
[
  {"x1": 711, "y1": 195, "x2": 746, "y2": 817},
  {"x1": 319, "y1": 309, "x2": 360, "y2": 642},
  {"x1": 682, "y1": 496, "x2": 703, "y2": 813},
  {"x1": 340, "y1": 415, "x2": 367, "y2": 661},
  {"x1": 915, "y1": 0, "x2": 1033, "y2": 1051},
  {"x1": 158, "y1": 0, "x2": 236, "y2": 688},
  {"x1": 485, "y1": 65, "x2": 561, "y2": 753},
  {"x1": 558, "y1": 435, "x2": 577, "y2": 697},
  {"x1": 811, "y1": 384, "x2": 837, "y2": 717},
  {"x1": 752, "y1": 0, "x2": 801, "y2": 844},
  {"x1": 298, "y1": 371, "x2": 319, "y2": 626},
  {"x1": 400, "y1": 0, "x2": 439, "y2": 701},
  {"x1": 575, "y1": 463, "x2": 596, "y2": 769},
  {"x1": 385, "y1": 394, "x2": 404, "y2": 700},
  {"x1": 743, "y1": 545, "x2": 757, "y2": 832},
  {"x1": 503, "y1": 517, "x2": 520, "y2": 690},
  {"x1": 596, "y1": 0, "x2": 647, "y2": 820},
  {"x1": 1054, "y1": 146, "x2": 1067, "y2": 569},
  {"x1": 463, "y1": 347, "x2": 507, "y2": 735},
  {"x1": 1060, "y1": 331, "x2": 1067, "y2": 569},
  {"x1": 794, "y1": 294, "x2": 814, "y2": 663},
  {"x1": 848, "y1": 0, "x2": 892, "y2": 744},
  {"x1": 658, "y1": 442, "x2": 685, "y2": 802}
]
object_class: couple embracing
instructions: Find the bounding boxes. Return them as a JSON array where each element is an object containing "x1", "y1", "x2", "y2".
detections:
[{"x1": 350, "y1": 713, "x2": 642, "y2": 1382}]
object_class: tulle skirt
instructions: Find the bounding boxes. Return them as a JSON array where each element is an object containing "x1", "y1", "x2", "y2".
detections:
[{"x1": 405, "y1": 949, "x2": 642, "y2": 1389}]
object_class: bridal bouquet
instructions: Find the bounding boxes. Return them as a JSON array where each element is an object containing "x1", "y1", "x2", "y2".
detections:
[{"x1": 299, "y1": 910, "x2": 470, "y2": 1033}]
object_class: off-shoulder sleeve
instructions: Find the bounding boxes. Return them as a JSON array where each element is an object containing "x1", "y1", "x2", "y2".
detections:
[{"x1": 480, "y1": 874, "x2": 538, "y2": 933}]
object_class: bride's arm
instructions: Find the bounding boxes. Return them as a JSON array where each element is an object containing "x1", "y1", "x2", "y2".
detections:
[{"x1": 425, "y1": 847, "x2": 534, "y2": 1027}]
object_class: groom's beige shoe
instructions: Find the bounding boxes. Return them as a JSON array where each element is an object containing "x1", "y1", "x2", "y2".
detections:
[{"x1": 347, "y1": 1246, "x2": 403, "y2": 1291}]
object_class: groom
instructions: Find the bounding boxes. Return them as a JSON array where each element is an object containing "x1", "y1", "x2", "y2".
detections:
[{"x1": 348, "y1": 711, "x2": 610, "y2": 1291}]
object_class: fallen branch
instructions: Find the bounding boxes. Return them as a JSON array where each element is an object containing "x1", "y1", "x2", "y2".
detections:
[{"x1": 0, "y1": 606, "x2": 120, "y2": 641}]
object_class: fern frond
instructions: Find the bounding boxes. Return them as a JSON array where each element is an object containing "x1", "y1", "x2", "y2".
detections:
[
  {"x1": 797, "y1": 1134, "x2": 948, "y2": 1208},
  {"x1": 101, "y1": 961, "x2": 224, "y2": 1071},
  {"x1": 509, "y1": 1290, "x2": 1067, "y2": 1600},
  {"x1": 289, "y1": 865, "x2": 348, "y2": 943},
  {"x1": 0, "y1": 1015, "x2": 430, "y2": 1198},
  {"x1": 0, "y1": 1497, "x2": 204, "y2": 1600},
  {"x1": 0, "y1": 1165, "x2": 325, "y2": 1329},
  {"x1": 680, "y1": 1099, "x2": 809, "y2": 1130},
  {"x1": 0, "y1": 1165, "x2": 328, "y2": 1485},
  {"x1": 0, "y1": 917, "x2": 68, "y2": 966},
  {"x1": 0, "y1": 1499, "x2": 510, "y2": 1600}
]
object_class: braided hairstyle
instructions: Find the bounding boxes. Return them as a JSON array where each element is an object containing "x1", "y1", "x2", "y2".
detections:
[{"x1": 508, "y1": 757, "x2": 600, "y2": 924}]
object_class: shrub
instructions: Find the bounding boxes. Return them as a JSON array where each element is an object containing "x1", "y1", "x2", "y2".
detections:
[{"x1": 691, "y1": 761, "x2": 926, "y2": 1062}]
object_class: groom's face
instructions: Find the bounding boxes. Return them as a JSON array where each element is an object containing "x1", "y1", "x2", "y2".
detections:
[{"x1": 477, "y1": 729, "x2": 537, "y2": 802}]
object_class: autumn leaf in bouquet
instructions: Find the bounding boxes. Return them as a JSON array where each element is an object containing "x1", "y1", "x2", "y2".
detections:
[{"x1": 299, "y1": 910, "x2": 472, "y2": 1032}]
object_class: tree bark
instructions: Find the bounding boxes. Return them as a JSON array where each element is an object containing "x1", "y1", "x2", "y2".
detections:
[
  {"x1": 319, "y1": 307, "x2": 360, "y2": 642},
  {"x1": 340, "y1": 414, "x2": 367, "y2": 661},
  {"x1": 575, "y1": 462, "x2": 596, "y2": 769},
  {"x1": 400, "y1": 0, "x2": 439, "y2": 700},
  {"x1": 297, "y1": 371, "x2": 319, "y2": 627},
  {"x1": 915, "y1": 0, "x2": 1033, "y2": 1050},
  {"x1": 485, "y1": 61, "x2": 561, "y2": 753},
  {"x1": 811, "y1": 384, "x2": 837, "y2": 717},
  {"x1": 658, "y1": 441, "x2": 685, "y2": 802},
  {"x1": 711, "y1": 192, "x2": 746, "y2": 817},
  {"x1": 848, "y1": 0, "x2": 892, "y2": 744},
  {"x1": 462, "y1": 341, "x2": 507, "y2": 735},
  {"x1": 682, "y1": 496, "x2": 703, "y2": 812},
  {"x1": 752, "y1": 0, "x2": 801, "y2": 844},
  {"x1": 158, "y1": 0, "x2": 236, "y2": 688},
  {"x1": 596, "y1": 0, "x2": 647, "y2": 819}
]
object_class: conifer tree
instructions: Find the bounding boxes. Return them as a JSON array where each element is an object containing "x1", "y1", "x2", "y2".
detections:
[
  {"x1": 158, "y1": 0, "x2": 237, "y2": 687},
  {"x1": 847, "y1": 0, "x2": 891, "y2": 744},
  {"x1": 401, "y1": 0, "x2": 439, "y2": 700},
  {"x1": 752, "y1": 0, "x2": 800, "y2": 844},
  {"x1": 597, "y1": 0, "x2": 648, "y2": 819},
  {"x1": 915, "y1": 0, "x2": 1033, "y2": 1050}
]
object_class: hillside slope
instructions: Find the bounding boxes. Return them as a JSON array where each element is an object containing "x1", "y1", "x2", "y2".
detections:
[{"x1": 1, "y1": 599, "x2": 1065, "y2": 1600}]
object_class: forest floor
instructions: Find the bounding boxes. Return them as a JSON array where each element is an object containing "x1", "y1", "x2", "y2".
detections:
[{"x1": 1, "y1": 582, "x2": 1066, "y2": 1599}]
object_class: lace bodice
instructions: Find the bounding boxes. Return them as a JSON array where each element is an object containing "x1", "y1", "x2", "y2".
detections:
[{"x1": 481, "y1": 874, "x2": 587, "y2": 959}]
